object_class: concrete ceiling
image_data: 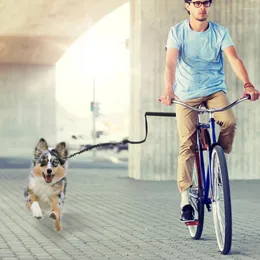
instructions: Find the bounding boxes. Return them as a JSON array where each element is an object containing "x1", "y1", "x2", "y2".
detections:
[{"x1": 0, "y1": 0, "x2": 127, "y2": 64}]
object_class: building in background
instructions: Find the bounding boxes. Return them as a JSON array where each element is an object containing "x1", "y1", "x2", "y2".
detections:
[{"x1": 56, "y1": 3, "x2": 130, "y2": 150}]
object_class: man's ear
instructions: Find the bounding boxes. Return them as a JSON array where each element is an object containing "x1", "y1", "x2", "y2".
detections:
[{"x1": 185, "y1": 3, "x2": 190, "y2": 14}]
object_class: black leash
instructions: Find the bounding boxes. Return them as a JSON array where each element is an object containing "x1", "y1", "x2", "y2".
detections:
[{"x1": 67, "y1": 111, "x2": 176, "y2": 160}]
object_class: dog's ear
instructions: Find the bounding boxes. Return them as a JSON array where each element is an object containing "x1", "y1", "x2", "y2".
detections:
[
  {"x1": 55, "y1": 142, "x2": 68, "y2": 159},
  {"x1": 34, "y1": 138, "x2": 48, "y2": 159}
]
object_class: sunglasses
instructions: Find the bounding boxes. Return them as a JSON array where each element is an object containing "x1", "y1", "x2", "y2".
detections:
[{"x1": 189, "y1": 1, "x2": 211, "y2": 8}]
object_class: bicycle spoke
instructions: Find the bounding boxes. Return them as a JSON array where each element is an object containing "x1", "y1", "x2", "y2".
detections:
[
  {"x1": 190, "y1": 198, "x2": 198, "y2": 212},
  {"x1": 217, "y1": 206, "x2": 225, "y2": 235}
]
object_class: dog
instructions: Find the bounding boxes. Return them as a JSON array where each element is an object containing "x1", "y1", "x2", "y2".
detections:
[{"x1": 24, "y1": 138, "x2": 68, "y2": 231}]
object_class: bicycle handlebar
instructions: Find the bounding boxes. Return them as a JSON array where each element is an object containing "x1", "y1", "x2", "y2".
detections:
[{"x1": 159, "y1": 95, "x2": 250, "y2": 113}]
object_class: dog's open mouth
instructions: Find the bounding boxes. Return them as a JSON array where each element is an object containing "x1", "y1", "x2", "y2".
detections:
[{"x1": 42, "y1": 173, "x2": 54, "y2": 183}]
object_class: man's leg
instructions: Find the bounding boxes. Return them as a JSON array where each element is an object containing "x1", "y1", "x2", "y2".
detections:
[
  {"x1": 176, "y1": 97, "x2": 204, "y2": 221},
  {"x1": 206, "y1": 91, "x2": 236, "y2": 154}
]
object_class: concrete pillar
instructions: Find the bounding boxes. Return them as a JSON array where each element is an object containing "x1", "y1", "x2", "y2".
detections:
[
  {"x1": 0, "y1": 64, "x2": 56, "y2": 156},
  {"x1": 129, "y1": 0, "x2": 260, "y2": 180},
  {"x1": 129, "y1": 0, "x2": 186, "y2": 180},
  {"x1": 209, "y1": 0, "x2": 260, "y2": 179}
]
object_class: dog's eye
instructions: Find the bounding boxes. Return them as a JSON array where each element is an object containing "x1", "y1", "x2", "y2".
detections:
[
  {"x1": 51, "y1": 159, "x2": 59, "y2": 167},
  {"x1": 39, "y1": 159, "x2": 48, "y2": 167}
]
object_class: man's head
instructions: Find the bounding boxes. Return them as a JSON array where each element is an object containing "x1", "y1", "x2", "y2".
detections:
[{"x1": 184, "y1": 0, "x2": 212, "y2": 21}]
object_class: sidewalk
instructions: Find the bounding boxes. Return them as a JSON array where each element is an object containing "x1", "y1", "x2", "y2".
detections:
[{"x1": 0, "y1": 167, "x2": 259, "y2": 259}]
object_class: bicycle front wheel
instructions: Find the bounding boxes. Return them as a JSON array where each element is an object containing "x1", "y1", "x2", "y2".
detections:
[{"x1": 211, "y1": 145, "x2": 232, "y2": 255}]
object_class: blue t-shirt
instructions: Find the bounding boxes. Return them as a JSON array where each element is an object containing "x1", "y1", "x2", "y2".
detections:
[{"x1": 166, "y1": 20, "x2": 234, "y2": 101}]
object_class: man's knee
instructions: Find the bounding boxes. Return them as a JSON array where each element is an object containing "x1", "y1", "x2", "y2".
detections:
[
  {"x1": 228, "y1": 115, "x2": 236, "y2": 127},
  {"x1": 218, "y1": 115, "x2": 236, "y2": 154},
  {"x1": 218, "y1": 114, "x2": 236, "y2": 130}
]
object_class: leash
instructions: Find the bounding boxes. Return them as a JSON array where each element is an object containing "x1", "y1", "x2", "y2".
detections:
[{"x1": 67, "y1": 111, "x2": 176, "y2": 159}]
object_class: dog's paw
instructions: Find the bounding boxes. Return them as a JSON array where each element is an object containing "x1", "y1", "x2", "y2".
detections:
[
  {"x1": 30, "y1": 202, "x2": 43, "y2": 219},
  {"x1": 49, "y1": 211, "x2": 58, "y2": 220}
]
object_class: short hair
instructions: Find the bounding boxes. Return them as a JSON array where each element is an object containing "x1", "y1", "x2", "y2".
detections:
[{"x1": 184, "y1": 0, "x2": 212, "y2": 15}]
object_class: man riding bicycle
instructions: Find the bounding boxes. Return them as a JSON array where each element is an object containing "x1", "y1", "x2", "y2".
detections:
[{"x1": 160, "y1": 0, "x2": 260, "y2": 222}]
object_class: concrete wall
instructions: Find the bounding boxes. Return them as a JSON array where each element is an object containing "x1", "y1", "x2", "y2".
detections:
[
  {"x1": 0, "y1": 65, "x2": 56, "y2": 156},
  {"x1": 129, "y1": 0, "x2": 260, "y2": 180},
  {"x1": 210, "y1": 0, "x2": 260, "y2": 179},
  {"x1": 129, "y1": 0, "x2": 186, "y2": 180}
]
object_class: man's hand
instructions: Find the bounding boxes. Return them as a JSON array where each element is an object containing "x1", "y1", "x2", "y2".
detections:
[
  {"x1": 242, "y1": 83, "x2": 260, "y2": 101},
  {"x1": 159, "y1": 91, "x2": 179, "y2": 106}
]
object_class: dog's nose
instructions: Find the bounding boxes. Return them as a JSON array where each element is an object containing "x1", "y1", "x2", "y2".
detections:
[{"x1": 47, "y1": 168, "x2": 52, "y2": 174}]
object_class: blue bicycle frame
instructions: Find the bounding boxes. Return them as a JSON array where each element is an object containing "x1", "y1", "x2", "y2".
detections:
[{"x1": 195, "y1": 112, "x2": 216, "y2": 210}]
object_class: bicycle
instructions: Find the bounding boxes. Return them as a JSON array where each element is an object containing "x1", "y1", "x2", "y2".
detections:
[
  {"x1": 74, "y1": 94, "x2": 250, "y2": 255},
  {"x1": 167, "y1": 95, "x2": 250, "y2": 255}
]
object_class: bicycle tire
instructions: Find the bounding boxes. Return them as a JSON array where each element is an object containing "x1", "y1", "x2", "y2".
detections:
[
  {"x1": 211, "y1": 145, "x2": 232, "y2": 255},
  {"x1": 188, "y1": 152, "x2": 204, "y2": 240}
]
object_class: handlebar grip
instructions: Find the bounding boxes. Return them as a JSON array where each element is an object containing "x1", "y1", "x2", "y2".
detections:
[{"x1": 245, "y1": 94, "x2": 251, "y2": 100}]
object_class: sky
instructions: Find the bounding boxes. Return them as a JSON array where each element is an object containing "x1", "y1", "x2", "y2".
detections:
[{"x1": 55, "y1": 3, "x2": 130, "y2": 139}]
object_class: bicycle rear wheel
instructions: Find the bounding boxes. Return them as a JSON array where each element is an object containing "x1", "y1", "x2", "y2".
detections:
[
  {"x1": 188, "y1": 152, "x2": 204, "y2": 240},
  {"x1": 211, "y1": 145, "x2": 232, "y2": 255}
]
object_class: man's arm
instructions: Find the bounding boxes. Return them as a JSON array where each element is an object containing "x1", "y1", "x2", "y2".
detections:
[
  {"x1": 224, "y1": 46, "x2": 250, "y2": 84},
  {"x1": 164, "y1": 48, "x2": 178, "y2": 93},
  {"x1": 160, "y1": 48, "x2": 179, "y2": 105},
  {"x1": 224, "y1": 46, "x2": 259, "y2": 101}
]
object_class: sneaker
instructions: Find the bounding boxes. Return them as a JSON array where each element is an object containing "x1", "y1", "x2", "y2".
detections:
[{"x1": 180, "y1": 205, "x2": 195, "y2": 222}]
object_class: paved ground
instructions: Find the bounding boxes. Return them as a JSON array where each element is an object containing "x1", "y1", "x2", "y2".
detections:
[{"x1": 0, "y1": 165, "x2": 259, "y2": 260}]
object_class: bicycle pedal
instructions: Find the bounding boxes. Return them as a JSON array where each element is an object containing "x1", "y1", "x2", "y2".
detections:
[{"x1": 185, "y1": 220, "x2": 199, "y2": 226}]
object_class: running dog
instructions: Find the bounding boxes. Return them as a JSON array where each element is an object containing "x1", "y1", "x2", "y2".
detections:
[{"x1": 24, "y1": 138, "x2": 68, "y2": 231}]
